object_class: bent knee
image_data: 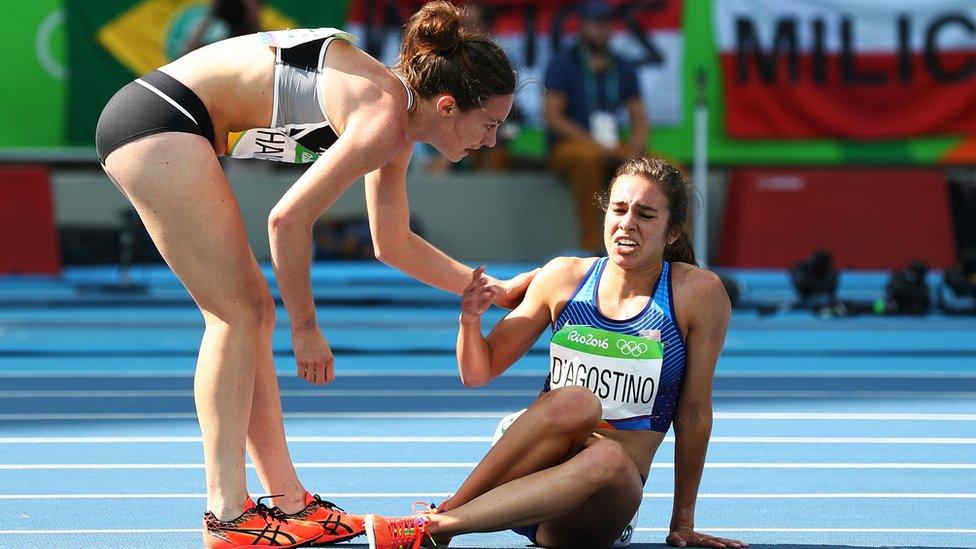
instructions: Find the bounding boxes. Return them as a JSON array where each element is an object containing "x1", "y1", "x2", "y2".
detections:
[
  {"x1": 574, "y1": 439, "x2": 635, "y2": 487},
  {"x1": 539, "y1": 387, "x2": 602, "y2": 434}
]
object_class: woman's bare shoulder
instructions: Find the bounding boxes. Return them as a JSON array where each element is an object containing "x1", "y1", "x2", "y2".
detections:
[
  {"x1": 529, "y1": 256, "x2": 598, "y2": 309},
  {"x1": 323, "y1": 41, "x2": 410, "y2": 138},
  {"x1": 670, "y1": 262, "x2": 730, "y2": 316}
]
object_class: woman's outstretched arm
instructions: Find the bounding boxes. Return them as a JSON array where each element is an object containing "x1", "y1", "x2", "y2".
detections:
[{"x1": 364, "y1": 149, "x2": 536, "y2": 308}]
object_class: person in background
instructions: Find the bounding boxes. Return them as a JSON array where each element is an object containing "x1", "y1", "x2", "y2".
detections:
[
  {"x1": 182, "y1": 0, "x2": 264, "y2": 55},
  {"x1": 544, "y1": 0, "x2": 649, "y2": 253}
]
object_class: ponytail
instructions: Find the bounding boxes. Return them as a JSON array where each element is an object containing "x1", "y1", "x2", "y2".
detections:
[
  {"x1": 397, "y1": 1, "x2": 515, "y2": 110},
  {"x1": 665, "y1": 226, "x2": 697, "y2": 266},
  {"x1": 398, "y1": 1, "x2": 462, "y2": 62}
]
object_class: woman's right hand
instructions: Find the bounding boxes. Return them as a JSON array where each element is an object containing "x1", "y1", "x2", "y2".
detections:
[
  {"x1": 291, "y1": 326, "x2": 335, "y2": 385},
  {"x1": 460, "y1": 266, "x2": 498, "y2": 323}
]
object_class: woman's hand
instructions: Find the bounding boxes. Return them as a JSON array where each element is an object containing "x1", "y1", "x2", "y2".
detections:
[
  {"x1": 461, "y1": 266, "x2": 498, "y2": 323},
  {"x1": 488, "y1": 268, "x2": 540, "y2": 309},
  {"x1": 667, "y1": 528, "x2": 747, "y2": 548},
  {"x1": 291, "y1": 326, "x2": 335, "y2": 385}
]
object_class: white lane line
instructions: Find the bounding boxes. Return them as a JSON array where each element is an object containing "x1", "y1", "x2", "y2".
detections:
[
  {"x1": 713, "y1": 391, "x2": 976, "y2": 398},
  {"x1": 1, "y1": 527, "x2": 973, "y2": 535},
  {"x1": 0, "y1": 390, "x2": 538, "y2": 398},
  {"x1": 1, "y1": 493, "x2": 974, "y2": 500},
  {"x1": 634, "y1": 527, "x2": 976, "y2": 534},
  {"x1": 1, "y1": 435, "x2": 973, "y2": 444},
  {"x1": 0, "y1": 370, "x2": 539, "y2": 379},
  {"x1": 0, "y1": 529, "x2": 199, "y2": 534},
  {"x1": 1, "y1": 411, "x2": 974, "y2": 421},
  {"x1": 2, "y1": 389, "x2": 973, "y2": 399},
  {"x1": 0, "y1": 462, "x2": 475, "y2": 470},
  {"x1": 0, "y1": 412, "x2": 504, "y2": 420},
  {"x1": 708, "y1": 436, "x2": 976, "y2": 444},
  {"x1": 688, "y1": 493, "x2": 976, "y2": 499},
  {"x1": 716, "y1": 412, "x2": 976, "y2": 421},
  {"x1": 720, "y1": 371, "x2": 976, "y2": 379},
  {"x1": 2, "y1": 370, "x2": 973, "y2": 379},
  {"x1": 696, "y1": 463, "x2": 976, "y2": 469},
  {"x1": 0, "y1": 436, "x2": 492, "y2": 443},
  {"x1": 1, "y1": 462, "x2": 974, "y2": 471}
]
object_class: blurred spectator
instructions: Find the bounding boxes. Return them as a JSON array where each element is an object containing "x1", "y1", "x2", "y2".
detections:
[
  {"x1": 544, "y1": 0, "x2": 649, "y2": 252},
  {"x1": 313, "y1": 217, "x2": 375, "y2": 261},
  {"x1": 313, "y1": 216, "x2": 425, "y2": 261},
  {"x1": 460, "y1": 0, "x2": 494, "y2": 34},
  {"x1": 182, "y1": 0, "x2": 263, "y2": 55}
]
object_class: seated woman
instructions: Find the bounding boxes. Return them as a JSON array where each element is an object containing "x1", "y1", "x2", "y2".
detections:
[{"x1": 364, "y1": 156, "x2": 747, "y2": 549}]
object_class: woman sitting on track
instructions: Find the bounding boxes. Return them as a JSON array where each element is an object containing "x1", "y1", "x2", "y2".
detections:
[
  {"x1": 365, "y1": 156, "x2": 748, "y2": 549},
  {"x1": 94, "y1": 2, "x2": 530, "y2": 547}
]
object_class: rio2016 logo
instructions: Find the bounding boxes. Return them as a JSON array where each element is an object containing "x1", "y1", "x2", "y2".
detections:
[
  {"x1": 616, "y1": 339, "x2": 648, "y2": 357},
  {"x1": 567, "y1": 330, "x2": 609, "y2": 349}
]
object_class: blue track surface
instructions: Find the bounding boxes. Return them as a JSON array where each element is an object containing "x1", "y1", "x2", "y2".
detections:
[{"x1": 0, "y1": 263, "x2": 974, "y2": 548}]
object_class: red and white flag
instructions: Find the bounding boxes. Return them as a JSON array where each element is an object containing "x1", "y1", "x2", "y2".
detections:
[{"x1": 715, "y1": 0, "x2": 976, "y2": 139}]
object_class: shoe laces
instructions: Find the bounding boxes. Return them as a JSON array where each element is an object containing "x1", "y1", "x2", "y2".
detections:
[
  {"x1": 385, "y1": 515, "x2": 431, "y2": 545},
  {"x1": 254, "y1": 494, "x2": 290, "y2": 523},
  {"x1": 412, "y1": 501, "x2": 440, "y2": 515},
  {"x1": 309, "y1": 493, "x2": 347, "y2": 513}
]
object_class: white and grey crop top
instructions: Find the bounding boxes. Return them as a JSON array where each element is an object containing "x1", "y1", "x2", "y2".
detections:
[{"x1": 227, "y1": 28, "x2": 415, "y2": 163}]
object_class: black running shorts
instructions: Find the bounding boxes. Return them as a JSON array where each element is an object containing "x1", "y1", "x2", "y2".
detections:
[{"x1": 95, "y1": 70, "x2": 216, "y2": 164}]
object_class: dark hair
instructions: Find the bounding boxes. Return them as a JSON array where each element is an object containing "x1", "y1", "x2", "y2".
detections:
[
  {"x1": 397, "y1": 1, "x2": 516, "y2": 110},
  {"x1": 600, "y1": 156, "x2": 698, "y2": 266}
]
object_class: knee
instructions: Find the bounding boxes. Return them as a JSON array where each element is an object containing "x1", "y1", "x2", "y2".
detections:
[
  {"x1": 539, "y1": 386, "x2": 602, "y2": 435},
  {"x1": 574, "y1": 439, "x2": 634, "y2": 488},
  {"x1": 575, "y1": 146, "x2": 603, "y2": 167},
  {"x1": 550, "y1": 141, "x2": 604, "y2": 173},
  {"x1": 203, "y1": 286, "x2": 276, "y2": 333}
]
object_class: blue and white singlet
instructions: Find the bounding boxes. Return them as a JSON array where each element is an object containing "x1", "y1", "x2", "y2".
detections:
[{"x1": 545, "y1": 257, "x2": 687, "y2": 432}]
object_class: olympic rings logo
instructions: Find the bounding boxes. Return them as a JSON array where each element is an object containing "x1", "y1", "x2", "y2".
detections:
[{"x1": 616, "y1": 339, "x2": 648, "y2": 357}]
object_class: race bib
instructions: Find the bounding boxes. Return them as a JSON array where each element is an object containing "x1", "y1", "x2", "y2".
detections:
[
  {"x1": 589, "y1": 111, "x2": 620, "y2": 148},
  {"x1": 549, "y1": 325, "x2": 663, "y2": 427},
  {"x1": 227, "y1": 123, "x2": 339, "y2": 163}
]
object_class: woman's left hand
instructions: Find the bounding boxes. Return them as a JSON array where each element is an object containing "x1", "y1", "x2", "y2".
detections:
[
  {"x1": 667, "y1": 528, "x2": 748, "y2": 548},
  {"x1": 488, "y1": 268, "x2": 540, "y2": 309}
]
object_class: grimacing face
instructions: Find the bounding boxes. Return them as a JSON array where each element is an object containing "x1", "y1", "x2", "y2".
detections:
[
  {"x1": 603, "y1": 175, "x2": 677, "y2": 268},
  {"x1": 430, "y1": 94, "x2": 514, "y2": 162}
]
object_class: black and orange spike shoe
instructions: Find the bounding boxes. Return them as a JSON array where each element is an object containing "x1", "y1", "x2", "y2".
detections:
[
  {"x1": 284, "y1": 492, "x2": 366, "y2": 545},
  {"x1": 203, "y1": 496, "x2": 325, "y2": 548}
]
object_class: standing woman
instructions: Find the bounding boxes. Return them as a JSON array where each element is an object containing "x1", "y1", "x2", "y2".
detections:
[
  {"x1": 364, "y1": 157, "x2": 746, "y2": 549},
  {"x1": 94, "y1": 2, "x2": 526, "y2": 547}
]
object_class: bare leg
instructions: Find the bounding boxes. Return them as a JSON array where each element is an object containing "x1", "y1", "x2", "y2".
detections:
[
  {"x1": 247, "y1": 343, "x2": 307, "y2": 512},
  {"x1": 441, "y1": 386, "x2": 602, "y2": 512},
  {"x1": 430, "y1": 438, "x2": 643, "y2": 548},
  {"x1": 533, "y1": 452, "x2": 644, "y2": 549},
  {"x1": 104, "y1": 134, "x2": 279, "y2": 520}
]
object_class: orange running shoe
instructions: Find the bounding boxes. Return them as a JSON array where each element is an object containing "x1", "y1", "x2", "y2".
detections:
[
  {"x1": 203, "y1": 496, "x2": 325, "y2": 548},
  {"x1": 411, "y1": 503, "x2": 449, "y2": 548},
  {"x1": 364, "y1": 513, "x2": 433, "y2": 549},
  {"x1": 285, "y1": 492, "x2": 366, "y2": 545}
]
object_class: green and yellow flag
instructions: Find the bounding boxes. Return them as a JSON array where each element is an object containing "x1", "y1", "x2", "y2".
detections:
[{"x1": 66, "y1": 0, "x2": 347, "y2": 145}]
